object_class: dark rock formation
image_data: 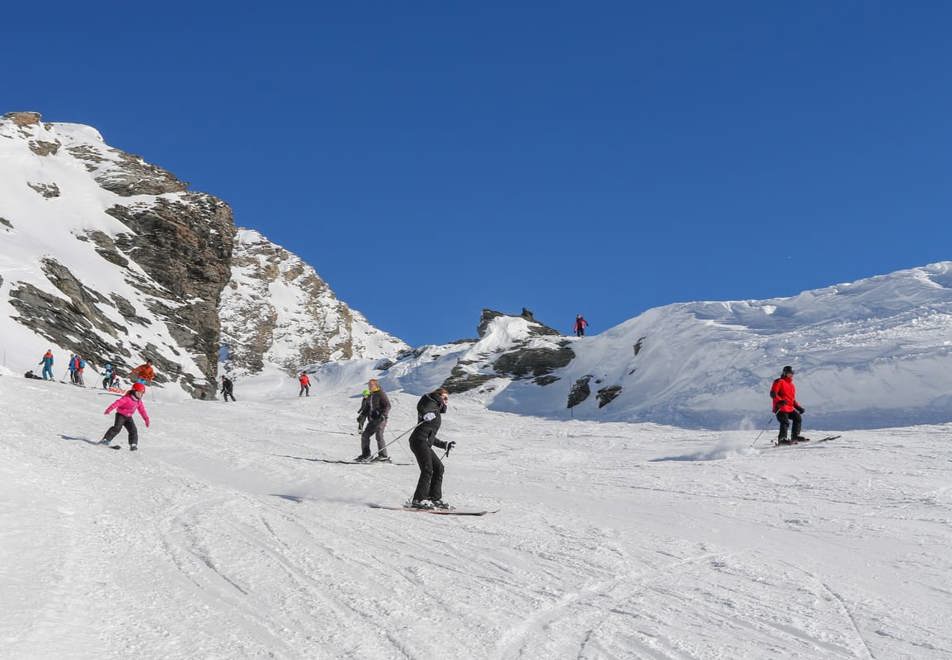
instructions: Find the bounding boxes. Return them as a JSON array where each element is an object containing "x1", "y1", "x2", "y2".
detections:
[
  {"x1": 493, "y1": 344, "x2": 574, "y2": 379},
  {"x1": 96, "y1": 151, "x2": 189, "y2": 197},
  {"x1": 596, "y1": 385, "x2": 623, "y2": 408},
  {"x1": 29, "y1": 140, "x2": 60, "y2": 156},
  {"x1": 105, "y1": 194, "x2": 235, "y2": 390},
  {"x1": 567, "y1": 376, "x2": 593, "y2": 408},
  {"x1": 27, "y1": 182, "x2": 60, "y2": 198}
]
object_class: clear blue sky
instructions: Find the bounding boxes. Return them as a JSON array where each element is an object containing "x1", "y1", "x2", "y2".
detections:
[{"x1": 4, "y1": 1, "x2": 950, "y2": 345}]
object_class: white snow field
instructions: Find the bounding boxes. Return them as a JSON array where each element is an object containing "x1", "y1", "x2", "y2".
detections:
[{"x1": 1, "y1": 374, "x2": 950, "y2": 659}]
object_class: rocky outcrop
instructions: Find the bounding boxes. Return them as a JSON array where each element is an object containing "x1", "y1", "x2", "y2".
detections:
[
  {"x1": 105, "y1": 194, "x2": 235, "y2": 388},
  {"x1": 95, "y1": 151, "x2": 189, "y2": 197},
  {"x1": 437, "y1": 309, "x2": 575, "y2": 394},
  {"x1": 27, "y1": 182, "x2": 60, "y2": 198},
  {"x1": 219, "y1": 229, "x2": 407, "y2": 376},
  {"x1": 567, "y1": 376, "x2": 593, "y2": 408},
  {"x1": 596, "y1": 385, "x2": 623, "y2": 408}
]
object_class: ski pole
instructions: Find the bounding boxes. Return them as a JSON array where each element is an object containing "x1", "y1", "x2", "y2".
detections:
[
  {"x1": 306, "y1": 428, "x2": 357, "y2": 436},
  {"x1": 370, "y1": 421, "x2": 424, "y2": 458},
  {"x1": 749, "y1": 414, "x2": 775, "y2": 449}
]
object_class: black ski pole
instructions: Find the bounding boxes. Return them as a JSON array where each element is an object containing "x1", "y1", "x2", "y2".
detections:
[
  {"x1": 749, "y1": 413, "x2": 775, "y2": 449},
  {"x1": 370, "y1": 421, "x2": 424, "y2": 458}
]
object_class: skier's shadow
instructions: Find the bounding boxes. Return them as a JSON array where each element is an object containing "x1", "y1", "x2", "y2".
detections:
[{"x1": 60, "y1": 434, "x2": 102, "y2": 446}]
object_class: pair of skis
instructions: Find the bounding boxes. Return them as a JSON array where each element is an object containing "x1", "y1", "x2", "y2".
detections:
[{"x1": 771, "y1": 434, "x2": 842, "y2": 448}]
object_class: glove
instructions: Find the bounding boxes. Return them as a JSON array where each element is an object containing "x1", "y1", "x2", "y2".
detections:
[
  {"x1": 423, "y1": 412, "x2": 437, "y2": 422},
  {"x1": 447, "y1": 441, "x2": 456, "y2": 451},
  {"x1": 795, "y1": 405, "x2": 805, "y2": 413}
]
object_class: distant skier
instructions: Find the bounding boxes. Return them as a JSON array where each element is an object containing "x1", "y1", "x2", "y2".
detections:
[
  {"x1": 574, "y1": 314, "x2": 589, "y2": 337},
  {"x1": 220, "y1": 375, "x2": 236, "y2": 402},
  {"x1": 408, "y1": 387, "x2": 455, "y2": 509},
  {"x1": 24, "y1": 370, "x2": 43, "y2": 380},
  {"x1": 75, "y1": 355, "x2": 87, "y2": 386},
  {"x1": 130, "y1": 359, "x2": 156, "y2": 385},
  {"x1": 67, "y1": 354, "x2": 78, "y2": 383},
  {"x1": 298, "y1": 372, "x2": 311, "y2": 397},
  {"x1": 102, "y1": 363, "x2": 114, "y2": 390},
  {"x1": 770, "y1": 365, "x2": 806, "y2": 445},
  {"x1": 38, "y1": 350, "x2": 55, "y2": 380},
  {"x1": 356, "y1": 388, "x2": 371, "y2": 431},
  {"x1": 355, "y1": 379, "x2": 391, "y2": 462},
  {"x1": 100, "y1": 382, "x2": 150, "y2": 451}
]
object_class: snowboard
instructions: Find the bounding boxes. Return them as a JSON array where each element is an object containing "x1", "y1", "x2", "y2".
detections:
[
  {"x1": 772, "y1": 434, "x2": 841, "y2": 448},
  {"x1": 368, "y1": 503, "x2": 498, "y2": 516}
]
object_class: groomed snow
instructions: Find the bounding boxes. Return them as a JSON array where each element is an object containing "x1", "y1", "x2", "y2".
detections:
[{"x1": 1, "y1": 374, "x2": 949, "y2": 658}]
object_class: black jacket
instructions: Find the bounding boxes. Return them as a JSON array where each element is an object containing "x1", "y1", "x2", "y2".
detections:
[
  {"x1": 221, "y1": 377, "x2": 234, "y2": 393},
  {"x1": 367, "y1": 389, "x2": 391, "y2": 420},
  {"x1": 410, "y1": 392, "x2": 448, "y2": 448}
]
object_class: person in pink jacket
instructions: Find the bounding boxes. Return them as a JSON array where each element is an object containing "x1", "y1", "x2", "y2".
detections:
[{"x1": 100, "y1": 382, "x2": 151, "y2": 451}]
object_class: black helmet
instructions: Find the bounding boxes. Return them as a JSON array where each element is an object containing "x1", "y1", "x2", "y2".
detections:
[{"x1": 781, "y1": 365, "x2": 794, "y2": 375}]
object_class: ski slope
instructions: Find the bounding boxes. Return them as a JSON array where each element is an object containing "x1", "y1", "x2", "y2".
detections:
[{"x1": 1, "y1": 374, "x2": 950, "y2": 658}]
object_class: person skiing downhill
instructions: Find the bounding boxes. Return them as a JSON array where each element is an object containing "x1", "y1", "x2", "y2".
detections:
[
  {"x1": 38, "y1": 350, "x2": 54, "y2": 380},
  {"x1": 100, "y1": 382, "x2": 150, "y2": 451},
  {"x1": 220, "y1": 375, "x2": 236, "y2": 402},
  {"x1": 356, "y1": 388, "x2": 371, "y2": 431},
  {"x1": 408, "y1": 387, "x2": 455, "y2": 509},
  {"x1": 574, "y1": 314, "x2": 589, "y2": 337},
  {"x1": 355, "y1": 379, "x2": 391, "y2": 462},
  {"x1": 298, "y1": 372, "x2": 311, "y2": 397},
  {"x1": 130, "y1": 359, "x2": 155, "y2": 385},
  {"x1": 102, "y1": 363, "x2": 114, "y2": 390},
  {"x1": 770, "y1": 365, "x2": 807, "y2": 444},
  {"x1": 67, "y1": 354, "x2": 78, "y2": 383}
]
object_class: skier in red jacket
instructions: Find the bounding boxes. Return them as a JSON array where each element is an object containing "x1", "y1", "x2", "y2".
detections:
[
  {"x1": 770, "y1": 365, "x2": 806, "y2": 444},
  {"x1": 298, "y1": 372, "x2": 311, "y2": 397},
  {"x1": 574, "y1": 314, "x2": 589, "y2": 337}
]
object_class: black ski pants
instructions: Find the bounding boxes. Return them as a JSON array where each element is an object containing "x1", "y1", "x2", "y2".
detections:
[
  {"x1": 299, "y1": 384, "x2": 310, "y2": 397},
  {"x1": 776, "y1": 410, "x2": 802, "y2": 440},
  {"x1": 103, "y1": 413, "x2": 138, "y2": 446},
  {"x1": 410, "y1": 435, "x2": 444, "y2": 502},
  {"x1": 222, "y1": 389, "x2": 236, "y2": 402}
]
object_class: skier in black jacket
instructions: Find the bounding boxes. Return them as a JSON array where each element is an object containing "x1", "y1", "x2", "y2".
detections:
[
  {"x1": 355, "y1": 379, "x2": 392, "y2": 462},
  {"x1": 408, "y1": 388, "x2": 455, "y2": 509},
  {"x1": 220, "y1": 376, "x2": 236, "y2": 402}
]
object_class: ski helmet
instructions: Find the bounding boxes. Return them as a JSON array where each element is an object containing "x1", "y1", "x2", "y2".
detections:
[{"x1": 132, "y1": 382, "x2": 146, "y2": 393}]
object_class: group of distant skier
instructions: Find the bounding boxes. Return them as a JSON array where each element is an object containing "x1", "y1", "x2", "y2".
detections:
[{"x1": 30, "y1": 308, "x2": 808, "y2": 505}]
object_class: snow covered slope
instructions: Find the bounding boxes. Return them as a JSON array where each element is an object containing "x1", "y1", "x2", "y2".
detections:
[
  {"x1": 355, "y1": 264, "x2": 952, "y2": 430},
  {"x1": 1, "y1": 373, "x2": 950, "y2": 658},
  {"x1": 219, "y1": 229, "x2": 407, "y2": 378}
]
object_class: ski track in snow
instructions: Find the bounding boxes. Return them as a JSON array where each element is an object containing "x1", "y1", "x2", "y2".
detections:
[{"x1": 1, "y1": 376, "x2": 951, "y2": 658}]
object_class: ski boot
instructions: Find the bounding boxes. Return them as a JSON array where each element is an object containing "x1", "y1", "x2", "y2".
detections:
[
  {"x1": 431, "y1": 499, "x2": 453, "y2": 510},
  {"x1": 372, "y1": 455, "x2": 391, "y2": 463},
  {"x1": 353, "y1": 455, "x2": 372, "y2": 463},
  {"x1": 409, "y1": 500, "x2": 433, "y2": 510}
]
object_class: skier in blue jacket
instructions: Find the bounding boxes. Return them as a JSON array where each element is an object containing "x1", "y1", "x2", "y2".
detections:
[{"x1": 38, "y1": 350, "x2": 54, "y2": 380}]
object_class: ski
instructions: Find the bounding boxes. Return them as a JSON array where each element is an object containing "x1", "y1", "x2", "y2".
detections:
[
  {"x1": 316, "y1": 459, "x2": 412, "y2": 466},
  {"x1": 368, "y1": 504, "x2": 498, "y2": 516},
  {"x1": 771, "y1": 434, "x2": 841, "y2": 448}
]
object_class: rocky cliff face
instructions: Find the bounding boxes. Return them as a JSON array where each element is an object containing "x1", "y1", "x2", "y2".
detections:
[
  {"x1": 0, "y1": 112, "x2": 235, "y2": 395},
  {"x1": 219, "y1": 229, "x2": 408, "y2": 376}
]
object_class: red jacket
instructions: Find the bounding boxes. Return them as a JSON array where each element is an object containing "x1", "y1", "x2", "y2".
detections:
[
  {"x1": 299, "y1": 374, "x2": 310, "y2": 386},
  {"x1": 574, "y1": 317, "x2": 588, "y2": 332},
  {"x1": 770, "y1": 377, "x2": 800, "y2": 413}
]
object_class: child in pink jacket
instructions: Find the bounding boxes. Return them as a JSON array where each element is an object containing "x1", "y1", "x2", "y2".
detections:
[{"x1": 101, "y1": 382, "x2": 151, "y2": 451}]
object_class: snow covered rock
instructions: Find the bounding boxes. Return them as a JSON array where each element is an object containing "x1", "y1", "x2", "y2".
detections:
[{"x1": 218, "y1": 229, "x2": 408, "y2": 377}]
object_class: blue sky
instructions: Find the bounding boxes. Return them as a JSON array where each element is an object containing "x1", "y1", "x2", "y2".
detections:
[{"x1": 4, "y1": 1, "x2": 950, "y2": 345}]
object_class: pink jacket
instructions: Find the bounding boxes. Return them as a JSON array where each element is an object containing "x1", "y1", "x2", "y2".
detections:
[{"x1": 105, "y1": 393, "x2": 150, "y2": 427}]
